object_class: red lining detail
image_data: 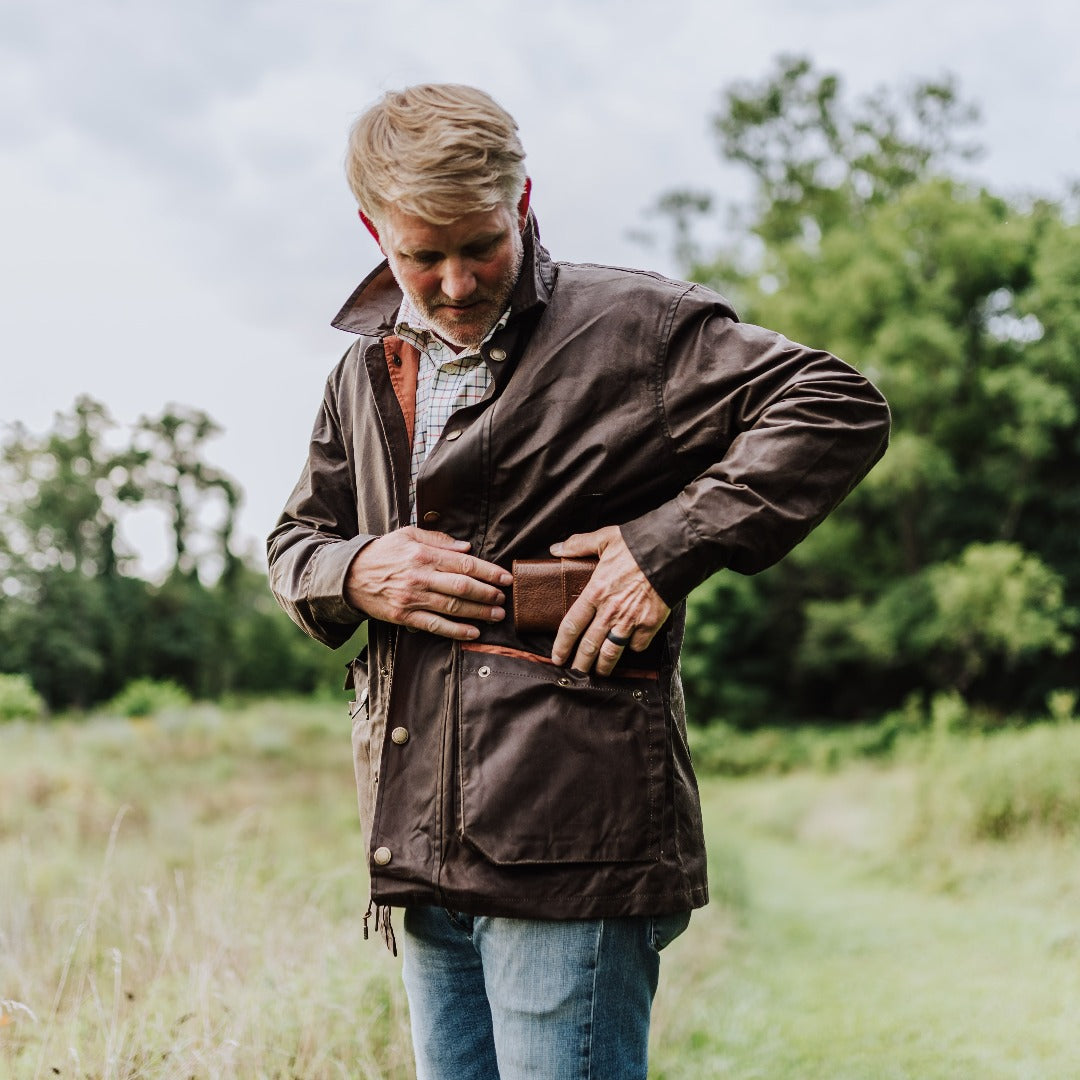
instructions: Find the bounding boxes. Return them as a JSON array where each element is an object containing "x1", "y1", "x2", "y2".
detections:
[
  {"x1": 461, "y1": 642, "x2": 659, "y2": 681},
  {"x1": 383, "y1": 336, "x2": 420, "y2": 446}
]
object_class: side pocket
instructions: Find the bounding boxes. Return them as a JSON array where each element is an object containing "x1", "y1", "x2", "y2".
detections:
[{"x1": 456, "y1": 645, "x2": 664, "y2": 866}]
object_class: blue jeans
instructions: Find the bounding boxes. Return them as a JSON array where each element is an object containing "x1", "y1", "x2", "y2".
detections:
[{"x1": 401, "y1": 906, "x2": 691, "y2": 1080}]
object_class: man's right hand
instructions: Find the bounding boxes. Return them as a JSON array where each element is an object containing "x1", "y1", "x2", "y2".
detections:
[{"x1": 344, "y1": 526, "x2": 512, "y2": 640}]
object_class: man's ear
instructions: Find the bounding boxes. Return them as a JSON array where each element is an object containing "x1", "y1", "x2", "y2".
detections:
[
  {"x1": 358, "y1": 209, "x2": 382, "y2": 250},
  {"x1": 516, "y1": 177, "x2": 532, "y2": 230}
]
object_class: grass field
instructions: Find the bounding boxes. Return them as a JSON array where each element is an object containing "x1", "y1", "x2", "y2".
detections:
[{"x1": 3, "y1": 702, "x2": 1080, "y2": 1077}]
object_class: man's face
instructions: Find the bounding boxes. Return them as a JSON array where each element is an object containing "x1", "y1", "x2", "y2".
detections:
[{"x1": 377, "y1": 200, "x2": 527, "y2": 350}]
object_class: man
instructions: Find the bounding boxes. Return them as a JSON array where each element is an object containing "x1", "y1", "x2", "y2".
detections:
[{"x1": 268, "y1": 83, "x2": 890, "y2": 1079}]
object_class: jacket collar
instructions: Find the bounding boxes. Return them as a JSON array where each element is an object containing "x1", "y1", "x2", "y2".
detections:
[{"x1": 330, "y1": 210, "x2": 554, "y2": 338}]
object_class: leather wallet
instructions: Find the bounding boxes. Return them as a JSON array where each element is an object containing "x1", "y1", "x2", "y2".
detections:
[{"x1": 511, "y1": 557, "x2": 598, "y2": 632}]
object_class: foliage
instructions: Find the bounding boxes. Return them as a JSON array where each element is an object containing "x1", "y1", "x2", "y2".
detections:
[
  {"x1": 915, "y1": 722, "x2": 1080, "y2": 842},
  {"x1": 666, "y1": 56, "x2": 1080, "y2": 724},
  {"x1": 0, "y1": 401, "x2": 358, "y2": 710},
  {"x1": 107, "y1": 677, "x2": 192, "y2": 718},
  {"x1": 0, "y1": 673, "x2": 45, "y2": 722}
]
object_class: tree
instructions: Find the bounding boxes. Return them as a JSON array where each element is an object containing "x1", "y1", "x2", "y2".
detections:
[
  {"x1": 661, "y1": 57, "x2": 1079, "y2": 724},
  {"x1": 0, "y1": 399, "x2": 340, "y2": 709},
  {"x1": 132, "y1": 405, "x2": 242, "y2": 582},
  {"x1": 0, "y1": 396, "x2": 145, "y2": 581}
]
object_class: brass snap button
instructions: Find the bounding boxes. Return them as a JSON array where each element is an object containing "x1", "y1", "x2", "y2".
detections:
[
  {"x1": 489, "y1": 347, "x2": 507, "y2": 361},
  {"x1": 372, "y1": 846, "x2": 392, "y2": 866},
  {"x1": 478, "y1": 665, "x2": 491, "y2": 678},
  {"x1": 390, "y1": 726, "x2": 409, "y2": 745},
  {"x1": 445, "y1": 428, "x2": 463, "y2": 441},
  {"x1": 422, "y1": 510, "x2": 441, "y2": 525}
]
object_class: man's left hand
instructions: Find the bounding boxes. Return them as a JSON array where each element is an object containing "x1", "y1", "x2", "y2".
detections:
[{"x1": 549, "y1": 526, "x2": 670, "y2": 676}]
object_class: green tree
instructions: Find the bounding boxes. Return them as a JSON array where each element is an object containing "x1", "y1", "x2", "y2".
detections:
[
  {"x1": 663, "y1": 57, "x2": 1079, "y2": 724},
  {"x1": 132, "y1": 405, "x2": 242, "y2": 582},
  {"x1": 0, "y1": 398, "x2": 352, "y2": 709}
]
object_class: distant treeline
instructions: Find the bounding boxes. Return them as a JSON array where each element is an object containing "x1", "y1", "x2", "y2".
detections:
[
  {"x1": 3, "y1": 57, "x2": 1079, "y2": 725},
  {"x1": 0, "y1": 399, "x2": 350, "y2": 711}
]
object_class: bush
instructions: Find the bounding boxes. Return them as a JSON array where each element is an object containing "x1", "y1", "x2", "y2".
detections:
[
  {"x1": 0, "y1": 673, "x2": 46, "y2": 721},
  {"x1": 687, "y1": 719, "x2": 909, "y2": 777},
  {"x1": 917, "y1": 722, "x2": 1080, "y2": 841},
  {"x1": 108, "y1": 678, "x2": 192, "y2": 718}
]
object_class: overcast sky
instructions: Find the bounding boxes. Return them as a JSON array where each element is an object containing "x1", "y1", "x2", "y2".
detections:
[{"x1": 2, "y1": 0, "x2": 1077, "y2": 575}]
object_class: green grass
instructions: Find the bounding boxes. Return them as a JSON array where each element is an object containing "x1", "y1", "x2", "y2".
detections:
[
  {"x1": 3, "y1": 703, "x2": 1080, "y2": 1077},
  {"x1": 651, "y1": 764, "x2": 1080, "y2": 1078},
  {"x1": 0, "y1": 702, "x2": 412, "y2": 1078}
]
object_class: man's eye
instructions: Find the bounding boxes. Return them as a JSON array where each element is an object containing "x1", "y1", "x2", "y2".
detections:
[{"x1": 464, "y1": 241, "x2": 497, "y2": 259}]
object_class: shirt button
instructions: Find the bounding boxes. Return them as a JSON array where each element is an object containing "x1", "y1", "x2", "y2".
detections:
[
  {"x1": 373, "y1": 846, "x2": 392, "y2": 866},
  {"x1": 489, "y1": 347, "x2": 507, "y2": 361},
  {"x1": 445, "y1": 428, "x2": 462, "y2": 441},
  {"x1": 422, "y1": 510, "x2": 441, "y2": 525},
  {"x1": 390, "y1": 726, "x2": 409, "y2": 745}
]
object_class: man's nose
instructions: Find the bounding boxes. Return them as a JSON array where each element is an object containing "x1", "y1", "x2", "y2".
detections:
[{"x1": 441, "y1": 260, "x2": 476, "y2": 301}]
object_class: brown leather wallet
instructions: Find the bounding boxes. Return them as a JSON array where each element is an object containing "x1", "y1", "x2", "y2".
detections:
[{"x1": 511, "y1": 557, "x2": 598, "y2": 632}]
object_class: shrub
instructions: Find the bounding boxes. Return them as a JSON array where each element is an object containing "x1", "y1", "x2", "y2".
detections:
[
  {"x1": 0, "y1": 673, "x2": 46, "y2": 722},
  {"x1": 917, "y1": 723, "x2": 1080, "y2": 841},
  {"x1": 108, "y1": 678, "x2": 192, "y2": 718}
]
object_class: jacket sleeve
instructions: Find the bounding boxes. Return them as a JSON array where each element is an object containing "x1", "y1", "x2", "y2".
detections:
[
  {"x1": 266, "y1": 370, "x2": 375, "y2": 650},
  {"x1": 619, "y1": 284, "x2": 891, "y2": 607}
]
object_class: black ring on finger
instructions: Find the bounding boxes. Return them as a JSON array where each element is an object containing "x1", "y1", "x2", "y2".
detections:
[{"x1": 605, "y1": 629, "x2": 633, "y2": 647}]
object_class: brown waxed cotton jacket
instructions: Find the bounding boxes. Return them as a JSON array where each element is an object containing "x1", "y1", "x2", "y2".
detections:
[{"x1": 267, "y1": 216, "x2": 891, "y2": 921}]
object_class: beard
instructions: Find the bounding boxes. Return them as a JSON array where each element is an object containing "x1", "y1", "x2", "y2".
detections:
[{"x1": 409, "y1": 231, "x2": 524, "y2": 350}]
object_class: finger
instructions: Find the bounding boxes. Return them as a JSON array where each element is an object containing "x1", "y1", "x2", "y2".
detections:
[
  {"x1": 570, "y1": 629, "x2": 607, "y2": 675},
  {"x1": 551, "y1": 597, "x2": 597, "y2": 667},
  {"x1": 434, "y1": 592, "x2": 506, "y2": 623},
  {"x1": 628, "y1": 624, "x2": 662, "y2": 653},
  {"x1": 401, "y1": 608, "x2": 484, "y2": 640},
  {"x1": 549, "y1": 527, "x2": 613, "y2": 559},
  {"x1": 443, "y1": 550, "x2": 513, "y2": 587},
  {"x1": 593, "y1": 628, "x2": 633, "y2": 677},
  {"x1": 427, "y1": 569, "x2": 507, "y2": 607},
  {"x1": 405, "y1": 527, "x2": 472, "y2": 551}
]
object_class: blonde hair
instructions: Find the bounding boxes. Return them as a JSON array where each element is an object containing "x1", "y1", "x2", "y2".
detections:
[{"x1": 346, "y1": 84, "x2": 527, "y2": 225}]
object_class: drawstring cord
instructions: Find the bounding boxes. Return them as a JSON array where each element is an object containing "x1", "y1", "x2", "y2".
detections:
[{"x1": 363, "y1": 898, "x2": 398, "y2": 956}]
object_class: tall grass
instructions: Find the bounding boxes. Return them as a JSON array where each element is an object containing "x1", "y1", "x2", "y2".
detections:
[
  {"x1": 0, "y1": 703, "x2": 412, "y2": 1078},
  {"x1": 5, "y1": 700, "x2": 1080, "y2": 1077},
  {"x1": 915, "y1": 721, "x2": 1080, "y2": 842}
]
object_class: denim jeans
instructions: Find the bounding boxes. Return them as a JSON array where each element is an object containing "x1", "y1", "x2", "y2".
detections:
[{"x1": 401, "y1": 906, "x2": 691, "y2": 1080}]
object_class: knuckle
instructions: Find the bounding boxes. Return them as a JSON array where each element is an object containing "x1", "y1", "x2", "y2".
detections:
[{"x1": 444, "y1": 595, "x2": 461, "y2": 616}]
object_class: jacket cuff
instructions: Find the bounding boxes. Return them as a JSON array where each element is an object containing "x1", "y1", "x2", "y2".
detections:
[
  {"x1": 303, "y1": 533, "x2": 378, "y2": 626},
  {"x1": 619, "y1": 498, "x2": 718, "y2": 609}
]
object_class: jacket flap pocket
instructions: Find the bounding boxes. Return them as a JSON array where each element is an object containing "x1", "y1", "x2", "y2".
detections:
[{"x1": 456, "y1": 645, "x2": 664, "y2": 866}]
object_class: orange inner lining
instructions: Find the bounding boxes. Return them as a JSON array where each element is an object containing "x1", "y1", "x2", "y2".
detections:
[{"x1": 461, "y1": 642, "x2": 659, "y2": 681}]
